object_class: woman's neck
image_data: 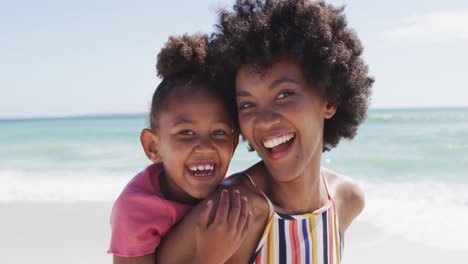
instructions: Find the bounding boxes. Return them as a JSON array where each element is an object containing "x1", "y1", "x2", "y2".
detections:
[{"x1": 261, "y1": 158, "x2": 329, "y2": 215}]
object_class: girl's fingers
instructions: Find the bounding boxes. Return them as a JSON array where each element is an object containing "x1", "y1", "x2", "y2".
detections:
[
  {"x1": 240, "y1": 209, "x2": 253, "y2": 238},
  {"x1": 236, "y1": 196, "x2": 249, "y2": 231},
  {"x1": 227, "y1": 190, "x2": 241, "y2": 227},
  {"x1": 214, "y1": 189, "x2": 229, "y2": 224},
  {"x1": 198, "y1": 199, "x2": 213, "y2": 229}
]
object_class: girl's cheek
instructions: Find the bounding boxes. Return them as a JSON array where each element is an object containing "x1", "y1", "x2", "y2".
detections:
[{"x1": 171, "y1": 139, "x2": 195, "y2": 149}]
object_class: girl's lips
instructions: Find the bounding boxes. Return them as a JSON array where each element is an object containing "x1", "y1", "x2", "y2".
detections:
[
  {"x1": 185, "y1": 163, "x2": 218, "y2": 179},
  {"x1": 186, "y1": 161, "x2": 215, "y2": 171},
  {"x1": 186, "y1": 167, "x2": 216, "y2": 178}
]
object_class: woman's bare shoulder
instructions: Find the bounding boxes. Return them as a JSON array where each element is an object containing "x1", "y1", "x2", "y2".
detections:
[
  {"x1": 222, "y1": 163, "x2": 271, "y2": 218},
  {"x1": 322, "y1": 168, "x2": 365, "y2": 231}
]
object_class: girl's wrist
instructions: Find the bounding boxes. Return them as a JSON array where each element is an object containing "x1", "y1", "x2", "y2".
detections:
[{"x1": 192, "y1": 252, "x2": 222, "y2": 264}]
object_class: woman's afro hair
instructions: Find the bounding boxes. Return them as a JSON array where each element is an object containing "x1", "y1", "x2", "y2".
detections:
[{"x1": 212, "y1": 0, "x2": 374, "y2": 151}]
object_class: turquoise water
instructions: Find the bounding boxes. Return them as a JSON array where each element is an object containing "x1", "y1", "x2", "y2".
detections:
[
  {"x1": 323, "y1": 108, "x2": 468, "y2": 183},
  {"x1": 1, "y1": 108, "x2": 467, "y2": 182},
  {"x1": 1, "y1": 108, "x2": 468, "y2": 249}
]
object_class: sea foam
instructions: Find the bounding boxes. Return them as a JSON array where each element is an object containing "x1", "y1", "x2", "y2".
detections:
[
  {"x1": 0, "y1": 170, "x2": 132, "y2": 203},
  {"x1": 359, "y1": 180, "x2": 468, "y2": 250}
]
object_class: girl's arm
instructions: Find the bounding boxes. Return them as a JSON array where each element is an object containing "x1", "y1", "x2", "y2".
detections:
[
  {"x1": 193, "y1": 189, "x2": 252, "y2": 264},
  {"x1": 155, "y1": 188, "x2": 252, "y2": 264},
  {"x1": 113, "y1": 254, "x2": 155, "y2": 264}
]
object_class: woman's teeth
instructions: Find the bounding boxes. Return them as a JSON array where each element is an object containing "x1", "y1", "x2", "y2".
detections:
[{"x1": 262, "y1": 133, "x2": 295, "y2": 148}]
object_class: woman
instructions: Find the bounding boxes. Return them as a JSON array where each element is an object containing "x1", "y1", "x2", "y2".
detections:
[{"x1": 156, "y1": 1, "x2": 373, "y2": 263}]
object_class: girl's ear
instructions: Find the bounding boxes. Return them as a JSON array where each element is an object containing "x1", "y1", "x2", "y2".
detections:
[
  {"x1": 324, "y1": 102, "x2": 337, "y2": 119},
  {"x1": 140, "y1": 129, "x2": 161, "y2": 163}
]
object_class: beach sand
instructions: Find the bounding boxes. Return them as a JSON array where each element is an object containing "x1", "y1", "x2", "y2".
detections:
[
  {"x1": 1, "y1": 202, "x2": 467, "y2": 264},
  {"x1": 344, "y1": 220, "x2": 468, "y2": 264},
  {"x1": 0, "y1": 203, "x2": 112, "y2": 264}
]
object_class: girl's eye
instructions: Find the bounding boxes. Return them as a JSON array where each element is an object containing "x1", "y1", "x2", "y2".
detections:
[
  {"x1": 239, "y1": 102, "x2": 254, "y2": 110},
  {"x1": 212, "y1": 129, "x2": 228, "y2": 136},
  {"x1": 179, "y1": 130, "x2": 194, "y2": 135},
  {"x1": 277, "y1": 91, "x2": 293, "y2": 99}
]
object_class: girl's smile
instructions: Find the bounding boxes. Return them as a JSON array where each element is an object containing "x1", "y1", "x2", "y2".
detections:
[{"x1": 154, "y1": 88, "x2": 238, "y2": 204}]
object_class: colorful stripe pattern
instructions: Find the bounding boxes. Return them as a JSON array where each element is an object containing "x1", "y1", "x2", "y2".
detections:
[{"x1": 245, "y1": 174, "x2": 343, "y2": 264}]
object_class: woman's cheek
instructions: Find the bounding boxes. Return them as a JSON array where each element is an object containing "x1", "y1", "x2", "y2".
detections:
[{"x1": 239, "y1": 120, "x2": 252, "y2": 140}]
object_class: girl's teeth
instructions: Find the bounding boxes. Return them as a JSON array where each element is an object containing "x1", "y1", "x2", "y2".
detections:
[{"x1": 189, "y1": 165, "x2": 215, "y2": 171}]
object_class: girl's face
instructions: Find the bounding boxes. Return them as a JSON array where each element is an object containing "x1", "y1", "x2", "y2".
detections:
[
  {"x1": 235, "y1": 59, "x2": 335, "y2": 181},
  {"x1": 155, "y1": 88, "x2": 237, "y2": 204}
]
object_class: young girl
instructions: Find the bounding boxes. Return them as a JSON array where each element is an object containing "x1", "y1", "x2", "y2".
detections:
[
  {"x1": 155, "y1": 1, "x2": 374, "y2": 263},
  {"x1": 108, "y1": 34, "x2": 252, "y2": 264}
]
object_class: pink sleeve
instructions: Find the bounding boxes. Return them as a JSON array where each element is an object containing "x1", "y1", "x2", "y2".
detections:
[{"x1": 108, "y1": 193, "x2": 174, "y2": 257}]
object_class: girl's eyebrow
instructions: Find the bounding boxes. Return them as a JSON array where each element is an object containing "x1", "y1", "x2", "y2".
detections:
[
  {"x1": 172, "y1": 118, "x2": 193, "y2": 126},
  {"x1": 172, "y1": 117, "x2": 232, "y2": 126}
]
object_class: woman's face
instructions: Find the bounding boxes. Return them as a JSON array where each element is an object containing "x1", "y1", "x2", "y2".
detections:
[{"x1": 235, "y1": 59, "x2": 335, "y2": 181}]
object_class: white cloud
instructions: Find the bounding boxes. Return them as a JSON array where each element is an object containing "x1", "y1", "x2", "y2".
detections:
[{"x1": 384, "y1": 10, "x2": 468, "y2": 41}]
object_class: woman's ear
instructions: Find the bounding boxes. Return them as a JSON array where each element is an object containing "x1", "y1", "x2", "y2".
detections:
[
  {"x1": 324, "y1": 102, "x2": 337, "y2": 119},
  {"x1": 140, "y1": 129, "x2": 161, "y2": 163}
]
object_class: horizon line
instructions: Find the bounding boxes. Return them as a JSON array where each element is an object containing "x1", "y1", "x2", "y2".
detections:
[{"x1": 1, "y1": 106, "x2": 467, "y2": 121}]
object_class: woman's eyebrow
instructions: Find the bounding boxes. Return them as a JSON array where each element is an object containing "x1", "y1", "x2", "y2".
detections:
[
  {"x1": 236, "y1": 77, "x2": 299, "y2": 97},
  {"x1": 236, "y1": 90, "x2": 251, "y2": 97},
  {"x1": 270, "y1": 77, "x2": 299, "y2": 90}
]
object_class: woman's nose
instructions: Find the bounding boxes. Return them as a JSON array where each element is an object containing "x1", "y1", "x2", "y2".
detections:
[{"x1": 255, "y1": 107, "x2": 281, "y2": 129}]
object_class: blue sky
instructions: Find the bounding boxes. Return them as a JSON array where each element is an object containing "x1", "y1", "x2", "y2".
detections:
[{"x1": 1, "y1": 0, "x2": 467, "y2": 118}]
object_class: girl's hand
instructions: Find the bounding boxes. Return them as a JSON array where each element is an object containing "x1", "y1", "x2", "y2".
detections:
[{"x1": 192, "y1": 189, "x2": 252, "y2": 264}]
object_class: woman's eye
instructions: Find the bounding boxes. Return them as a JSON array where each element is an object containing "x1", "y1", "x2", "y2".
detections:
[
  {"x1": 239, "y1": 102, "x2": 254, "y2": 110},
  {"x1": 179, "y1": 130, "x2": 194, "y2": 135},
  {"x1": 277, "y1": 91, "x2": 293, "y2": 99}
]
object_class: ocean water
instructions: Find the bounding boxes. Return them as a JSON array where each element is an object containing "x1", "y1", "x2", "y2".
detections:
[{"x1": 1, "y1": 108, "x2": 468, "y2": 249}]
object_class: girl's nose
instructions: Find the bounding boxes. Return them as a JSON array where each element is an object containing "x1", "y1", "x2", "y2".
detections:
[{"x1": 194, "y1": 137, "x2": 215, "y2": 153}]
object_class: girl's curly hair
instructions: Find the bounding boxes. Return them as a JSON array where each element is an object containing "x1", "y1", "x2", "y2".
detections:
[
  {"x1": 150, "y1": 34, "x2": 237, "y2": 130},
  {"x1": 212, "y1": 0, "x2": 374, "y2": 151}
]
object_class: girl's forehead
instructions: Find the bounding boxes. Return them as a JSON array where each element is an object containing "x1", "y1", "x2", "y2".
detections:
[
  {"x1": 163, "y1": 94, "x2": 230, "y2": 120},
  {"x1": 168, "y1": 88, "x2": 222, "y2": 105}
]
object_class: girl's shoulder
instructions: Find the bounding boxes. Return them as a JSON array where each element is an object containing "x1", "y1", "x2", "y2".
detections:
[{"x1": 322, "y1": 168, "x2": 365, "y2": 232}]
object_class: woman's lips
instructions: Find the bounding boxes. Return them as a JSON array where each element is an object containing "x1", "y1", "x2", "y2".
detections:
[{"x1": 260, "y1": 133, "x2": 296, "y2": 160}]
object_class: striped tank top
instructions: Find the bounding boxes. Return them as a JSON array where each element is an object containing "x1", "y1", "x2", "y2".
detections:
[{"x1": 244, "y1": 173, "x2": 343, "y2": 264}]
